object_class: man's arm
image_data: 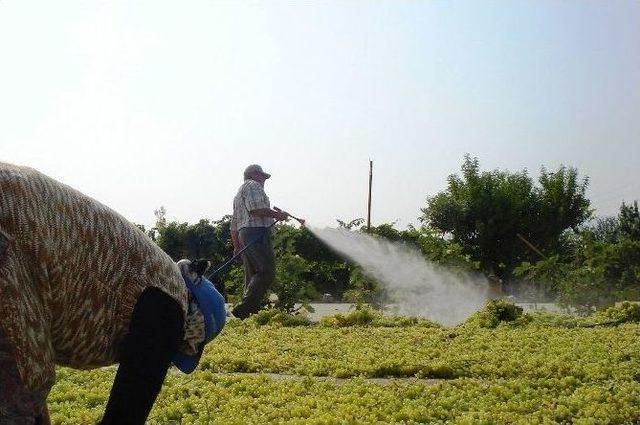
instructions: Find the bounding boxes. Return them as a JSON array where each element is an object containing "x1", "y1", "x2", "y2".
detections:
[
  {"x1": 250, "y1": 208, "x2": 289, "y2": 221},
  {"x1": 242, "y1": 181, "x2": 289, "y2": 222},
  {"x1": 231, "y1": 229, "x2": 241, "y2": 255},
  {"x1": 230, "y1": 216, "x2": 241, "y2": 254}
]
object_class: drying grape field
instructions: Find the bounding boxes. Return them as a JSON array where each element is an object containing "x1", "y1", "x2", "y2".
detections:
[{"x1": 49, "y1": 305, "x2": 640, "y2": 424}]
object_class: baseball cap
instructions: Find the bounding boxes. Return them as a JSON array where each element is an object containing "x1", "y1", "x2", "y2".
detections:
[{"x1": 243, "y1": 164, "x2": 271, "y2": 179}]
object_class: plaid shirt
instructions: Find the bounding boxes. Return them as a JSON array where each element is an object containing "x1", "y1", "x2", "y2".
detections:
[{"x1": 231, "y1": 180, "x2": 275, "y2": 231}]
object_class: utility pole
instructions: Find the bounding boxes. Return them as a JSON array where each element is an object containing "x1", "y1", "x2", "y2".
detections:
[{"x1": 367, "y1": 160, "x2": 373, "y2": 230}]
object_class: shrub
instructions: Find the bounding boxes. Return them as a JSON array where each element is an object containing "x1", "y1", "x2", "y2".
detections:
[
  {"x1": 587, "y1": 301, "x2": 640, "y2": 326},
  {"x1": 464, "y1": 299, "x2": 523, "y2": 328},
  {"x1": 320, "y1": 305, "x2": 377, "y2": 327},
  {"x1": 320, "y1": 305, "x2": 440, "y2": 328},
  {"x1": 249, "y1": 309, "x2": 312, "y2": 327}
]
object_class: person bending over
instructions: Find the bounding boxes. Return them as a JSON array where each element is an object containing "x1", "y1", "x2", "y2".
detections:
[{"x1": 0, "y1": 162, "x2": 225, "y2": 425}]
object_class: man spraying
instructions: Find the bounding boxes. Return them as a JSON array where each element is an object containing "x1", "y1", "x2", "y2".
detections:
[{"x1": 229, "y1": 164, "x2": 291, "y2": 319}]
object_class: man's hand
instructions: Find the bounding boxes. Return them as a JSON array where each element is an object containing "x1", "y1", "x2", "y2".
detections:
[
  {"x1": 274, "y1": 210, "x2": 290, "y2": 222},
  {"x1": 250, "y1": 208, "x2": 290, "y2": 222}
]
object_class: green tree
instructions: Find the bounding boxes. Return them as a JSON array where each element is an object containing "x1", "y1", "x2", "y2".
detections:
[
  {"x1": 342, "y1": 267, "x2": 385, "y2": 307},
  {"x1": 579, "y1": 201, "x2": 640, "y2": 246},
  {"x1": 421, "y1": 155, "x2": 591, "y2": 279},
  {"x1": 619, "y1": 201, "x2": 640, "y2": 241},
  {"x1": 272, "y1": 224, "x2": 351, "y2": 301},
  {"x1": 582, "y1": 217, "x2": 621, "y2": 244},
  {"x1": 535, "y1": 166, "x2": 591, "y2": 251},
  {"x1": 515, "y1": 234, "x2": 640, "y2": 309},
  {"x1": 153, "y1": 209, "x2": 234, "y2": 274},
  {"x1": 155, "y1": 221, "x2": 190, "y2": 260},
  {"x1": 336, "y1": 218, "x2": 365, "y2": 230}
]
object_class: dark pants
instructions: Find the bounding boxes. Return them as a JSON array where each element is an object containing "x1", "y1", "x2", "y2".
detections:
[
  {"x1": 232, "y1": 227, "x2": 275, "y2": 319},
  {"x1": 100, "y1": 287, "x2": 184, "y2": 425}
]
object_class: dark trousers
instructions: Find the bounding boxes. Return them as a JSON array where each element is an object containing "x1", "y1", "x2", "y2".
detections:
[
  {"x1": 232, "y1": 227, "x2": 275, "y2": 319},
  {"x1": 100, "y1": 287, "x2": 184, "y2": 425}
]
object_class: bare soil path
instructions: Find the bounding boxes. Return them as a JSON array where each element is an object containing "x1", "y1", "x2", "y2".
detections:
[{"x1": 209, "y1": 372, "x2": 445, "y2": 386}]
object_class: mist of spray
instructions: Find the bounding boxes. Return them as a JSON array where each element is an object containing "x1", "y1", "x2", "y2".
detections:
[{"x1": 307, "y1": 226, "x2": 490, "y2": 325}]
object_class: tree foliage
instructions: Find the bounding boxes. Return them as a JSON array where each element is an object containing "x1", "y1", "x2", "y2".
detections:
[
  {"x1": 421, "y1": 155, "x2": 591, "y2": 278},
  {"x1": 515, "y1": 234, "x2": 640, "y2": 310},
  {"x1": 619, "y1": 201, "x2": 640, "y2": 241}
]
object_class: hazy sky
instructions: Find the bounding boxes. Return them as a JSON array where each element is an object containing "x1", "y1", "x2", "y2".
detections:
[{"x1": 1, "y1": 1, "x2": 639, "y2": 229}]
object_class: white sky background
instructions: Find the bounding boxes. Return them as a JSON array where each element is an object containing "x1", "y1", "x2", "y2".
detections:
[{"x1": 1, "y1": 1, "x2": 639, "y2": 229}]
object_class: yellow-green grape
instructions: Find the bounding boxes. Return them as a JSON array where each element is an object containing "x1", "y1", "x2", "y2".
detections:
[{"x1": 47, "y1": 317, "x2": 640, "y2": 424}]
